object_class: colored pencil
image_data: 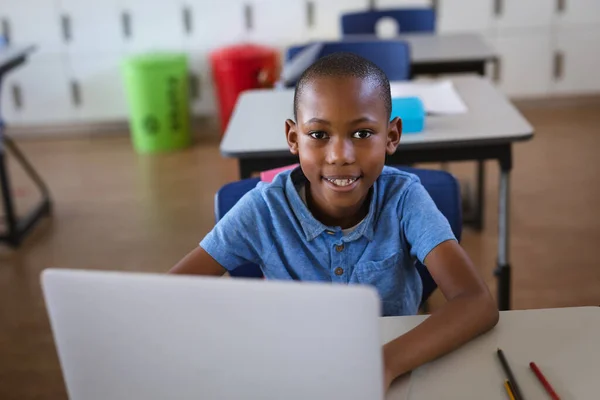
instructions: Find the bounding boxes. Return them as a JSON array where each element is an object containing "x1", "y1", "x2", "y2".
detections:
[
  {"x1": 530, "y1": 362, "x2": 560, "y2": 400},
  {"x1": 504, "y1": 380, "x2": 516, "y2": 400},
  {"x1": 497, "y1": 348, "x2": 525, "y2": 400}
]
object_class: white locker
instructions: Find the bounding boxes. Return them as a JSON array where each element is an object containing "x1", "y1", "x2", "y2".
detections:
[
  {"x1": 437, "y1": 0, "x2": 495, "y2": 33},
  {"x1": 121, "y1": 0, "x2": 185, "y2": 53},
  {"x1": 552, "y1": 27, "x2": 600, "y2": 95},
  {"x1": 494, "y1": 32, "x2": 553, "y2": 98},
  {"x1": 246, "y1": 0, "x2": 308, "y2": 47},
  {"x1": 0, "y1": 0, "x2": 63, "y2": 54},
  {"x1": 183, "y1": 0, "x2": 246, "y2": 50},
  {"x1": 9, "y1": 54, "x2": 74, "y2": 125},
  {"x1": 58, "y1": 0, "x2": 124, "y2": 54},
  {"x1": 555, "y1": 0, "x2": 600, "y2": 26},
  {"x1": 1, "y1": 71, "x2": 21, "y2": 125},
  {"x1": 187, "y1": 51, "x2": 217, "y2": 116},
  {"x1": 494, "y1": 0, "x2": 555, "y2": 31},
  {"x1": 375, "y1": 0, "x2": 431, "y2": 8},
  {"x1": 306, "y1": 0, "x2": 369, "y2": 40},
  {"x1": 69, "y1": 54, "x2": 129, "y2": 122}
]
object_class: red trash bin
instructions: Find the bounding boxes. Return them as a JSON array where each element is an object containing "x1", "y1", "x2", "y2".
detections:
[{"x1": 210, "y1": 44, "x2": 280, "y2": 135}]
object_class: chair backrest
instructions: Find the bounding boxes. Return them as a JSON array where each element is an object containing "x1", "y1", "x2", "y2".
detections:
[
  {"x1": 214, "y1": 166, "x2": 462, "y2": 306},
  {"x1": 341, "y1": 8, "x2": 436, "y2": 36},
  {"x1": 284, "y1": 40, "x2": 410, "y2": 87}
]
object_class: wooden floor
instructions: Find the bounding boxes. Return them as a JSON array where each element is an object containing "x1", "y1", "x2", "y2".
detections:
[{"x1": 1, "y1": 99, "x2": 599, "y2": 399}]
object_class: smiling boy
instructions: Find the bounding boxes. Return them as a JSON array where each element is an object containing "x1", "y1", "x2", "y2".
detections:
[{"x1": 170, "y1": 52, "x2": 498, "y2": 391}]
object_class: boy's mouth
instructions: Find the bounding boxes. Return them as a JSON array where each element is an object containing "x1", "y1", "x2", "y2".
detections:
[
  {"x1": 324, "y1": 177, "x2": 358, "y2": 187},
  {"x1": 321, "y1": 175, "x2": 362, "y2": 190}
]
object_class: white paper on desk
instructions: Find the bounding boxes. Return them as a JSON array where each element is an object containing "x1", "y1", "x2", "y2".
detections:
[{"x1": 390, "y1": 80, "x2": 468, "y2": 115}]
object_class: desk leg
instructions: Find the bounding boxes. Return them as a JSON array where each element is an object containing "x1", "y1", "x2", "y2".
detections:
[
  {"x1": 0, "y1": 148, "x2": 19, "y2": 246},
  {"x1": 239, "y1": 159, "x2": 253, "y2": 179},
  {"x1": 474, "y1": 161, "x2": 485, "y2": 230},
  {"x1": 495, "y1": 167, "x2": 511, "y2": 311}
]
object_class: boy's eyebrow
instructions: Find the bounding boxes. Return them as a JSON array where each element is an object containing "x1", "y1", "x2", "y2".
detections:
[
  {"x1": 304, "y1": 118, "x2": 331, "y2": 126},
  {"x1": 303, "y1": 117, "x2": 378, "y2": 125}
]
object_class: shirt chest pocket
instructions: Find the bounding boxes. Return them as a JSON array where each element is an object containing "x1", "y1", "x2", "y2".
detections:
[{"x1": 350, "y1": 253, "x2": 414, "y2": 316}]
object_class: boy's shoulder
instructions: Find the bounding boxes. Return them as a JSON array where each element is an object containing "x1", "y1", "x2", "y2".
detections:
[{"x1": 377, "y1": 166, "x2": 421, "y2": 193}]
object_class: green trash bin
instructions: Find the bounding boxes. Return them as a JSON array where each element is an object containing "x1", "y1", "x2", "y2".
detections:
[{"x1": 122, "y1": 53, "x2": 191, "y2": 153}]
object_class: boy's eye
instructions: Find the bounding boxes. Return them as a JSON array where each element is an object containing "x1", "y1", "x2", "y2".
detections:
[
  {"x1": 353, "y1": 130, "x2": 372, "y2": 139},
  {"x1": 309, "y1": 131, "x2": 328, "y2": 140}
]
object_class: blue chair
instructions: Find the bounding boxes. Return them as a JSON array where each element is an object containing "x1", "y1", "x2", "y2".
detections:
[
  {"x1": 341, "y1": 8, "x2": 436, "y2": 36},
  {"x1": 284, "y1": 40, "x2": 410, "y2": 87},
  {"x1": 214, "y1": 166, "x2": 462, "y2": 306}
]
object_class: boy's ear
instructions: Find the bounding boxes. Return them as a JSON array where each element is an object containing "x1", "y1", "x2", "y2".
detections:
[
  {"x1": 387, "y1": 117, "x2": 402, "y2": 155},
  {"x1": 285, "y1": 119, "x2": 299, "y2": 155}
]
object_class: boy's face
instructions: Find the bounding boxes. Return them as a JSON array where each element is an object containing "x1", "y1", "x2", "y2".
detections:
[{"x1": 286, "y1": 76, "x2": 401, "y2": 221}]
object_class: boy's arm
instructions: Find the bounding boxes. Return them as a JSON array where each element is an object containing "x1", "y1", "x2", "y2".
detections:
[
  {"x1": 382, "y1": 239, "x2": 499, "y2": 389},
  {"x1": 169, "y1": 246, "x2": 227, "y2": 276}
]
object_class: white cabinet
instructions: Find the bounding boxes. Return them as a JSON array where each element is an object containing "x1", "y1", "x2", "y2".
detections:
[
  {"x1": 494, "y1": 0, "x2": 555, "y2": 31},
  {"x1": 58, "y1": 0, "x2": 124, "y2": 54},
  {"x1": 246, "y1": 0, "x2": 307, "y2": 48},
  {"x1": 187, "y1": 51, "x2": 216, "y2": 116},
  {"x1": 375, "y1": 0, "x2": 431, "y2": 8},
  {"x1": 556, "y1": 0, "x2": 600, "y2": 26},
  {"x1": 183, "y1": 0, "x2": 246, "y2": 50},
  {"x1": 7, "y1": 54, "x2": 74, "y2": 125},
  {"x1": 0, "y1": 0, "x2": 63, "y2": 54},
  {"x1": 552, "y1": 27, "x2": 600, "y2": 95},
  {"x1": 437, "y1": 0, "x2": 494, "y2": 33},
  {"x1": 69, "y1": 55, "x2": 129, "y2": 122},
  {"x1": 1, "y1": 71, "x2": 21, "y2": 125},
  {"x1": 121, "y1": 0, "x2": 185, "y2": 53},
  {"x1": 306, "y1": 0, "x2": 369, "y2": 40},
  {"x1": 494, "y1": 32, "x2": 553, "y2": 98}
]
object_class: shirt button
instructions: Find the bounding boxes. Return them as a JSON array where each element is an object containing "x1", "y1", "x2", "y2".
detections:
[
  {"x1": 326, "y1": 230, "x2": 335, "y2": 235},
  {"x1": 335, "y1": 244, "x2": 344, "y2": 252},
  {"x1": 334, "y1": 267, "x2": 344, "y2": 276}
]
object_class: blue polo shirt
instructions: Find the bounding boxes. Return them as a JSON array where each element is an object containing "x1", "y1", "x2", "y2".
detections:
[{"x1": 201, "y1": 166, "x2": 456, "y2": 316}]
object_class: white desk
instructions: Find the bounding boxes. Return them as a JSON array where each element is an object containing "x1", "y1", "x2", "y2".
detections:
[
  {"x1": 222, "y1": 76, "x2": 530, "y2": 155},
  {"x1": 383, "y1": 307, "x2": 600, "y2": 399},
  {"x1": 345, "y1": 33, "x2": 496, "y2": 76},
  {"x1": 221, "y1": 76, "x2": 533, "y2": 310}
]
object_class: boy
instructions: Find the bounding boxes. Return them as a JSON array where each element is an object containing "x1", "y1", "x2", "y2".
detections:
[{"x1": 170, "y1": 52, "x2": 499, "y2": 391}]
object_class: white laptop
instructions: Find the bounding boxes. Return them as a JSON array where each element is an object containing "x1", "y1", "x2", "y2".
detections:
[{"x1": 42, "y1": 269, "x2": 383, "y2": 400}]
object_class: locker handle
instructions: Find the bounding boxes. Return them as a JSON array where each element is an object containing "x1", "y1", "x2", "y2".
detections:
[
  {"x1": 183, "y1": 6, "x2": 193, "y2": 35},
  {"x1": 1, "y1": 18, "x2": 11, "y2": 45},
  {"x1": 306, "y1": 1, "x2": 315, "y2": 28},
  {"x1": 122, "y1": 11, "x2": 132, "y2": 39},
  {"x1": 493, "y1": 57, "x2": 502, "y2": 83},
  {"x1": 494, "y1": 0, "x2": 503, "y2": 17},
  {"x1": 61, "y1": 14, "x2": 72, "y2": 43},
  {"x1": 12, "y1": 84, "x2": 22, "y2": 110},
  {"x1": 554, "y1": 51, "x2": 564, "y2": 80},
  {"x1": 189, "y1": 73, "x2": 201, "y2": 100},
  {"x1": 244, "y1": 4, "x2": 253, "y2": 31},
  {"x1": 70, "y1": 80, "x2": 82, "y2": 107}
]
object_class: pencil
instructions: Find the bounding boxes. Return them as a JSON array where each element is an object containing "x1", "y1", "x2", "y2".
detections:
[
  {"x1": 497, "y1": 348, "x2": 525, "y2": 400},
  {"x1": 530, "y1": 362, "x2": 560, "y2": 400},
  {"x1": 504, "y1": 380, "x2": 516, "y2": 400}
]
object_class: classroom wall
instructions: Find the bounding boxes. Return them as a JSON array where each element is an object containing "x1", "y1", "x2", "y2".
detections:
[{"x1": 1, "y1": 0, "x2": 599, "y2": 128}]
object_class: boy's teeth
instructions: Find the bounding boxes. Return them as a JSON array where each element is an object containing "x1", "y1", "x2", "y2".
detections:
[{"x1": 328, "y1": 178, "x2": 357, "y2": 187}]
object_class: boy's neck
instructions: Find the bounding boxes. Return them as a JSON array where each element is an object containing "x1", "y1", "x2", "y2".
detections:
[{"x1": 306, "y1": 185, "x2": 372, "y2": 229}]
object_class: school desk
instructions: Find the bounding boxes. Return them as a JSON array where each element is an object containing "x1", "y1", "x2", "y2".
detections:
[{"x1": 383, "y1": 307, "x2": 600, "y2": 399}]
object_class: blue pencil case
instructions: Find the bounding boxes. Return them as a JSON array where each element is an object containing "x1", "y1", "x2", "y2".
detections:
[{"x1": 391, "y1": 97, "x2": 425, "y2": 133}]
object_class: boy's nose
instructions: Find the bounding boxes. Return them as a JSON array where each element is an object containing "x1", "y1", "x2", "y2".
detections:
[{"x1": 326, "y1": 137, "x2": 355, "y2": 165}]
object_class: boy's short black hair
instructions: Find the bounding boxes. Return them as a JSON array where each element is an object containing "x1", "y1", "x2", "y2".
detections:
[{"x1": 293, "y1": 52, "x2": 392, "y2": 121}]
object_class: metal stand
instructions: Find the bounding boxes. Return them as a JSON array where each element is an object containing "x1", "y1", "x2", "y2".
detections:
[{"x1": 0, "y1": 50, "x2": 52, "y2": 247}]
